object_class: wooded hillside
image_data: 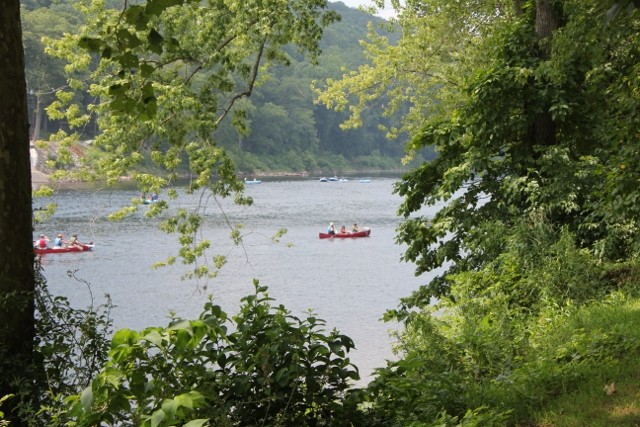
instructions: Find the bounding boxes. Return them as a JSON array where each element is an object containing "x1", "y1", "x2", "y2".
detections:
[{"x1": 21, "y1": 0, "x2": 431, "y2": 175}]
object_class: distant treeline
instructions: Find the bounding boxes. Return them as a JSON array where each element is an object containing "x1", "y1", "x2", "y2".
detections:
[{"x1": 21, "y1": 0, "x2": 434, "y2": 174}]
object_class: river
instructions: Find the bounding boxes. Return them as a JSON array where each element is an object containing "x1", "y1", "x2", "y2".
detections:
[{"x1": 35, "y1": 176, "x2": 439, "y2": 385}]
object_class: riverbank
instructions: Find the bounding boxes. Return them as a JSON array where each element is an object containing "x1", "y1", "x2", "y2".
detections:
[
  {"x1": 29, "y1": 140, "x2": 413, "y2": 187},
  {"x1": 29, "y1": 140, "x2": 412, "y2": 189},
  {"x1": 32, "y1": 170, "x2": 49, "y2": 185},
  {"x1": 31, "y1": 166, "x2": 408, "y2": 188}
]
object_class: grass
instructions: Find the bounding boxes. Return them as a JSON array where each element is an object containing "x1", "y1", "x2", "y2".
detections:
[{"x1": 531, "y1": 358, "x2": 640, "y2": 427}]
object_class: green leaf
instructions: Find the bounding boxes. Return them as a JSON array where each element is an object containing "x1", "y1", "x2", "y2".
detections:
[
  {"x1": 183, "y1": 420, "x2": 209, "y2": 427},
  {"x1": 142, "y1": 329, "x2": 164, "y2": 347},
  {"x1": 174, "y1": 392, "x2": 195, "y2": 409},
  {"x1": 108, "y1": 83, "x2": 129, "y2": 96},
  {"x1": 145, "y1": 0, "x2": 183, "y2": 16},
  {"x1": 141, "y1": 82, "x2": 155, "y2": 101},
  {"x1": 77, "y1": 36, "x2": 102, "y2": 52},
  {"x1": 150, "y1": 408, "x2": 165, "y2": 427},
  {"x1": 275, "y1": 367, "x2": 290, "y2": 386},
  {"x1": 116, "y1": 29, "x2": 142, "y2": 49},
  {"x1": 123, "y1": 5, "x2": 146, "y2": 27},
  {"x1": 148, "y1": 29, "x2": 164, "y2": 55},
  {"x1": 80, "y1": 386, "x2": 93, "y2": 412},
  {"x1": 117, "y1": 51, "x2": 140, "y2": 68},
  {"x1": 217, "y1": 353, "x2": 227, "y2": 368},
  {"x1": 161, "y1": 398, "x2": 177, "y2": 420},
  {"x1": 112, "y1": 328, "x2": 138, "y2": 347},
  {"x1": 102, "y1": 46, "x2": 112, "y2": 59},
  {"x1": 140, "y1": 63, "x2": 155, "y2": 78},
  {"x1": 328, "y1": 340, "x2": 343, "y2": 354}
]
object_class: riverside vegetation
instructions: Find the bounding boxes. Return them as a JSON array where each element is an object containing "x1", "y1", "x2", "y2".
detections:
[{"x1": 3, "y1": 0, "x2": 640, "y2": 426}]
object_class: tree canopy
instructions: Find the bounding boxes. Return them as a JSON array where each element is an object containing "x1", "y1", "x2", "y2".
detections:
[
  {"x1": 318, "y1": 0, "x2": 640, "y2": 306},
  {"x1": 22, "y1": 0, "x2": 417, "y2": 177}
]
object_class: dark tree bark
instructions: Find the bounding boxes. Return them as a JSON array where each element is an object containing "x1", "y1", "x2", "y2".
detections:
[
  {"x1": 533, "y1": 0, "x2": 560, "y2": 147},
  {"x1": 535, "y1": 0, "x2": 560, "y2": 44},
  {"x1": 0, "y1": 2, "x2": 36, "y2": 425}
]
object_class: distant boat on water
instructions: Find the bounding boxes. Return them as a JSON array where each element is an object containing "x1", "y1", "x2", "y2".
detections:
[
  {"x1": 320, "y1": 176, "x2": 348, "y2": 182},
  {"x1": 319, "y1": 228, "x2": 371, "y2": 239}
]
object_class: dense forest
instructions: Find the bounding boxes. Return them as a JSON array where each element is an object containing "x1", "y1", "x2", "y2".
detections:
[
  {"x1": 21, "y1": 0, "x2": 429, "y2": 175},
  {"x1": 4, "y1": 0, "x2": 640, "y2": 426}
]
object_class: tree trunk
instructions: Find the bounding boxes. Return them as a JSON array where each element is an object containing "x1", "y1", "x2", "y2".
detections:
[
  {"x1": 0, "y1": 2, "x2": 37, "y2": 425},
  {"x1": 533, "y1": 0, "x2": 560, "y2": 147},
  {"x1": 32, "y1": 93, "x2": 42, "y2": 142},
  {"x1": 536, "y1": 0, "x2": 560, "y2": 51}
]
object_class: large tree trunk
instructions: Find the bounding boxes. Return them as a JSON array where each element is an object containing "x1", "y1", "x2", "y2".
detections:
[
  {"x1": 533, "y1": 0, "x2": 560, "y2": 147},
  {"x1": 0, "y1": 2, "x2": 37, "y2": 425}
]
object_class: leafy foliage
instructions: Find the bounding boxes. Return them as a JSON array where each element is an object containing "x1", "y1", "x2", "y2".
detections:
[
  {"x1": 315, "y1": 1, "x2": 640, "y2": 425},
  {"x1": 24, "y1": 0, "x2": 415, "y2": 176},
  {"x1": 64, "y1": 281, "x2": 363, "y2": 426},
  {"x1": 34, "y1": 267, "x2": 114, "y2": 399},
  {"x1": 39, "y1": 0, "x2": 340, "y2": 279},
  {"x1": 384, "y1": 0, "x2": 640, "y2": 307},
  {"x1": 0, "y1": 265, "x2": 114, "y2": 426},
  {"x1": 366, "y1": 221, "x2": 640, "y2": 426}
]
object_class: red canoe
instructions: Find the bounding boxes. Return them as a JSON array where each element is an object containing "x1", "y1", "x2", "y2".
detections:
[
  {"x1": 319, "y1": 229, "x2": 371, "y2": 239},
  {"x1": 34, "y1": 244, "x2": 94, "y2": 255}
]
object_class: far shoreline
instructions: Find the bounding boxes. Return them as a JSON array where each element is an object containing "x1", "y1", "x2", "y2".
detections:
[{"x1": 32, "y1": 169, "x2": 408, "y2": 190}]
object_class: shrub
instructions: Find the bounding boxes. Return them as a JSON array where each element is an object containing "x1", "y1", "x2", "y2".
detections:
[
  {"x1": 65, "y1": 281, "x2": 363, "y2": 426},
  {"x1": 0, "y1": 265, "x2": 114, "y2": 426},
  {"x1": 366, "y1": 222, "x2": 640, "y2": 426}
]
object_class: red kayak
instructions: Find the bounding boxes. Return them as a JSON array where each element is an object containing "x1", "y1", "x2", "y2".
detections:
[
  {"x1": 319, "y1": 229, "x2": 371, "y2": 239},
  {"x1": 34, "y1": 244, "x2": 94, "y2": 255}
]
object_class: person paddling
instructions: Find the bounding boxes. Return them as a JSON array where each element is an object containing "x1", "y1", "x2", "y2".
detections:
[
  {"x1": 34, "y1": 234, "x2": 49, "y2": 248},
  {"x1": 53, "y1": 233, "x2": 68, "y2": 247},
  {"x1": 327, "y1": 222, "x2": 336, "y2": 235},
  {"x1": 67, "y1": 234, "x2": 83, "y2": 249}
]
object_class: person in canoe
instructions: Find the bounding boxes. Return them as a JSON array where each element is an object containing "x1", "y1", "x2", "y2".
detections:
[
  {"x1": 327, "y1": 222, "x2": 336, "y2": 235},
  {"x1": 34, "y1": 234, "x2": 49, "y2": 248},
  {"x1": 339, "y1": 225, "x2": 351, "y2": 235},
  {"x1": 67, "y1": 234, "x2": 83, "y2": 249},
  {"x1": 352, "y1": 223, "x2": 361, "y2": 232},
  {"x1": 54, "y1": 233, "x2": 69, "y2": 247}
]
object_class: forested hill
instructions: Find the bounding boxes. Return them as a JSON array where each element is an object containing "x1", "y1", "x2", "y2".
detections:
[{"x1": 21, "y1": 0, "x2": 430, "y2": 175}]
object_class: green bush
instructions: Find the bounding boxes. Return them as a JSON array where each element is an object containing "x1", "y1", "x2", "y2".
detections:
[
  {"x1": 363, "y1": 313, "x2": 469, "y2": 426},
  {"x1": 365, "y1": 222, "x2": 640, "y2": 426},
  {"x1": 65, "y1": 281, "x2": 363, "y2": 426},
  {"x1": 0, "y1": 266, "x2": 114, "y2": 426}
]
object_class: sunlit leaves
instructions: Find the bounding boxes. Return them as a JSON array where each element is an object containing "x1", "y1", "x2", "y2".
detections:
[
  {"x1": 42, "y1": 0, "x2": 338, "y2": 282},
  {"x1": 314, "y1": 1, "x2": 511, "y2": 144},
  {"x1": 271, "y1": 227, "x2": 288, "y2": 244},
  {"x1": 107, "y1": 205, "x2": 140, "y2": 221},
  {"x1": 382, "y1": 0, "x2": 640, "y2": 306}
]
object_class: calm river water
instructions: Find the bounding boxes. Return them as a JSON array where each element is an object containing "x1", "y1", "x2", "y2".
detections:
[{"x1": 35, "y1": 176, "x2": 438, "y2": 385}]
